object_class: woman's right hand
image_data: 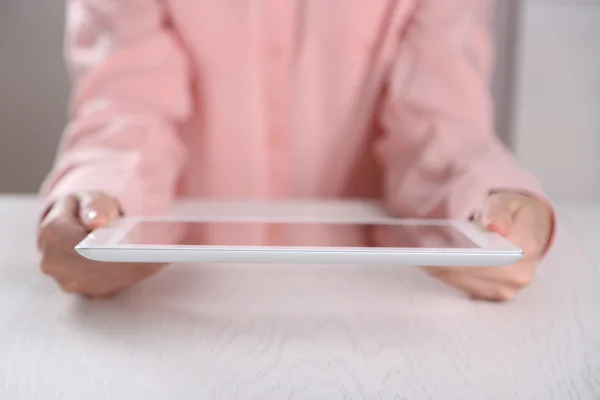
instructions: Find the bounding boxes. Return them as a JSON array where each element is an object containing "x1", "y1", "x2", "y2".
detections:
[{"x1": 38, "y1": 192, "x2": 165, "y2": 298}]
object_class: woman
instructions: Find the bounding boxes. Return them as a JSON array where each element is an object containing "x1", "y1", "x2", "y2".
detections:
[{"x1": 38, "y1": 0, "x2": 554, "y2": 301}]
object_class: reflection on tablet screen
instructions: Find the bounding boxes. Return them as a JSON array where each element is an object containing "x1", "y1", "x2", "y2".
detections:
[{"x1": 117, "y1": 222, "x2": 479, "y2": 249}]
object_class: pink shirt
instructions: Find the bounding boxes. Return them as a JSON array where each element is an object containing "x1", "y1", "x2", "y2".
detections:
[{"x1": 41, "y1": 0, "x2": 548, "y2": 244}]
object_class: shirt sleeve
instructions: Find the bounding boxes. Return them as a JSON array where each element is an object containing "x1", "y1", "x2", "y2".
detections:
[
  {"x1": 40, "y1": 0, "x2": 192, "y2": 216},
  {"x1": 376, "y1": 0, "x2": 553, "y2": 217}
]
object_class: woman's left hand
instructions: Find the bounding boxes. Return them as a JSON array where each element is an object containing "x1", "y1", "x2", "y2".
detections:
[{"x1": 425, "y1": 192, "x2": 554, "y2": 302}]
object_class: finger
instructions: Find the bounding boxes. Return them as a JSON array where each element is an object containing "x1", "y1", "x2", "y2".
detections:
[
  {"x1": 39, "y1": 196, "x2": 87, "y2": 250},
  {"x1": 425, "y1": 268, "x2": 518, "y2": 302},
  {"x1": 429, "y1": 258, "x2": 537, "y2": 289},
  {"x1": 477, "y1": 195, "x2": 519, "y2": 236},
  {"x1": 469, "y1": 206, "x2": 541, "y2": 289},
  {"x1": 65, "y1": 263, "x2": 165, "y2": 298},
  {"x1": 76, "y1": 192, "x2": 121, "y2": 230},
  {"x1": 507, "y1": 206, "x2": 546, "y2": 258},
  {"x1": 59, "y1": 279, "x2": 83, "y2": 294},
  {"x1": 44, "y1": 195, "x2": 79, "y2": 226}
]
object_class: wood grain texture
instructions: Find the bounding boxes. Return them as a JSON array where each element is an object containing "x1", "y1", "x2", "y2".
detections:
[{"x1": 0, "y1": 197, "x2": 599, "y2": 400}]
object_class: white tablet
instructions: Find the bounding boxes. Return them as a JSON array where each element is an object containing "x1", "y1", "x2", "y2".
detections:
[{"x1": 75, "y1": 217, "x2": 523, "y2": 267}]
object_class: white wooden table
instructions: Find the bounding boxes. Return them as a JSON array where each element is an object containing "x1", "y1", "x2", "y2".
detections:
[{"x1": 0, "y1": 196, "x2": 599, "y2": 400}]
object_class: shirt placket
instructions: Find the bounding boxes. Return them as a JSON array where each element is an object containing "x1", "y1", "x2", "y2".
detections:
[
  {"x1": 263, "y1": 0, "x2": 294, "y2": 199},
  {"x1": 263, "y1": 1, "x2": 295, "y2": 245}
]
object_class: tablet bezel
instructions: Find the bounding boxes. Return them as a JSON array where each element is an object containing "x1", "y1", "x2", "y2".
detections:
[{"x1": 75, "y1": 215, "x2": 523, "y2": 266}]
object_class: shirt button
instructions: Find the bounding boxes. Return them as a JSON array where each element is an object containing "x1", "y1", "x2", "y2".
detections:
[
  {"x1": 268, "y1": 118, "x2": 282, "y2": 146},
  {"x1": 269, "y1": 130, "x2": 280, "y2": 146},
  {"x1": 269, "y1": 45, "x2": 283, "y2": 60}
]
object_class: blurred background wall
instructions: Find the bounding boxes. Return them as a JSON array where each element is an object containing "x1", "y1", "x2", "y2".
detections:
[
  {"x1": 0, "y1": 0, "x2": 69, "y2": 194},
  {"x1": 513, "y1": 0, "x2": 600, "y2": 202},
  {"x1": 0, "y1": 0, "x2": 598, "y2": 201}
]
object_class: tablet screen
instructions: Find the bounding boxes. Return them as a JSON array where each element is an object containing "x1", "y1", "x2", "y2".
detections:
[{"x1": 116, "y1": 221, "x2": 480, "y2": 249}]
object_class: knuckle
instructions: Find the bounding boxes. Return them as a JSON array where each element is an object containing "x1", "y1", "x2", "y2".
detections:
[
  {"x1": 60, "y1": 280, "x2": 99, "y2": 296},
  {"x1": 39, "y1": 213, "x2": 65, "y2": 237},
  {"x1": 86, "y1": 289, "x2": 120, "y2": 299},
  {"x1": 38, "y1": 226, "x2": 55, "y2": 248},
  {"x1": 81, "y1": 282, "x2": 121, "y2": 298},
  {"x1": 81, "y1": 190, "x2": 106, "y2": 201},
  {"x1": 493, "y1": 286, "x2": 518, "y2": 302},
  {"x1": 423, "y1": 266, "x2": 450, "y2": 278},
  {"x1": 82, "y1": 191, "x2": 117, "y2": 208},
  {"x1": 40, "y1": 259, "x2": 60, "y2": 276},
  {"x1": 60, "y1": 282, "x2": 80, "y2": 294},
  {"x1": 509, "y1": 272, "x2": 535, "y2": 288},
  {"x1": 472, "y1": 284, "x2": 518, "y2": 302},
  {"x1": 47, "y1": 214, "x2": 74, "y2": 233}
]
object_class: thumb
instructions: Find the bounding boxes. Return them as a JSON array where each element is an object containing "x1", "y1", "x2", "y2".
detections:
[
  {"x1": 478, "y1": 198, "x2": 515, "y2": 237},
  {"x1": 76, "y1": 192, "x2": 122, "y2": 230}
]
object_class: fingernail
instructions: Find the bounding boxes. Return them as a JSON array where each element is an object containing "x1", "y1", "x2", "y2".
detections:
[
  {"x1": 85, "y1": 210, "x2": 98, "y2": 223},
  {"x1": 84, "y1": 210, "x2": 108, "y2": 229}
]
